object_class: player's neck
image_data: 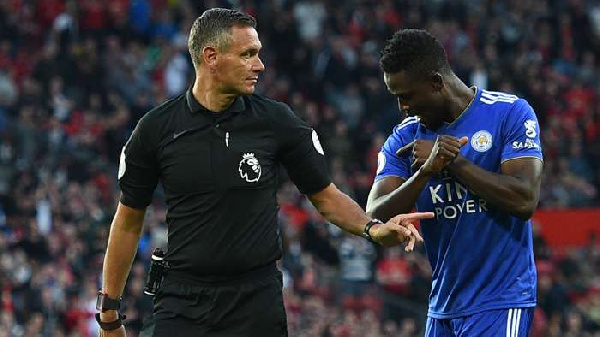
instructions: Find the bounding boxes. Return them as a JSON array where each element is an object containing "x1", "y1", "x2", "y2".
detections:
[
  {"x1": 192, "y1": 74, "x2": 237, "y2": 113},
  {"x1": 446, "y1": 79, "x2": 476, "y2": 123}
]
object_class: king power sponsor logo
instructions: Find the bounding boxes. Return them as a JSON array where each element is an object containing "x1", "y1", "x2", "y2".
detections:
[{"x1": 429, "y1": 180, "x2": 488, "y2": 219}]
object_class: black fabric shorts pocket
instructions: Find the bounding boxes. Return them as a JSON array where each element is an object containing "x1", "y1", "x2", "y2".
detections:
[{"x1": 154, "y1": 291, "x2": 215, "y2": 323}]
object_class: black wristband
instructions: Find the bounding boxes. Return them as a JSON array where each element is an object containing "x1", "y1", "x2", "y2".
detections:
[
  {"x1": 96, "y1": 291, "x2": 122, "y2": 312},
  {"x1": 362, "y1": 219, "x2": 383, "y2": 243},
  {"x1": 95, "y1": 312, "x2": 126, "y2": 331}
]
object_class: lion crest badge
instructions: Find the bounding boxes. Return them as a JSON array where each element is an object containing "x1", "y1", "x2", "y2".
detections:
[{"x1": 239, "y1": 153, "x2": 261, "y2": 183}]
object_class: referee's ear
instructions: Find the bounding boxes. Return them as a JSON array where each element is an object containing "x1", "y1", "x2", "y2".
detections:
[{"x1": 202, "y1": 46, "x2": 218, "y2": 69}]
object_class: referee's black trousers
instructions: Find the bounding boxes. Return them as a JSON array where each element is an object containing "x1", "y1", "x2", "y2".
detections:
[{"x1": 141, "y1": 263, "x2": 288, "y2": 337}]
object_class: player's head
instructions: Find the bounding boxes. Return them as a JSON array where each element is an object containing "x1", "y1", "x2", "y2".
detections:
[
  {"x1": 380, "y1": 29, "x2": 453, "y2": 130},
  {"x1": 188, "y1": 8, "x2": 264, "y2": 95}
]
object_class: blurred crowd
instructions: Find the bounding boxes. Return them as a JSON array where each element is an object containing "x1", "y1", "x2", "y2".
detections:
[{"x1": 0, "y1": 0, "x2": 599, "y2": 336}]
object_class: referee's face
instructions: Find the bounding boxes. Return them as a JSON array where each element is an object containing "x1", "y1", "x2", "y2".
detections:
[{"x1": 216, "y1": 26, "x2": 265, "y2": 95}]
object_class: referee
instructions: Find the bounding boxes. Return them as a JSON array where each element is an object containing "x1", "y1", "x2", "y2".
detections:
[{"x1": 96, "y1": 8, "x2": 433, "y2": 337}]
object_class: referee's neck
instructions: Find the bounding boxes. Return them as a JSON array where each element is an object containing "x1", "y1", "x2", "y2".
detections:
[{"x1": 192, "y1": 77, "x2": 238, "y2": 113}]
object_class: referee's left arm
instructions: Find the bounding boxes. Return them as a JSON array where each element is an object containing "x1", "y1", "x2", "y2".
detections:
[
  {"x1": 307, "y1": 183, "x2": 372, "y2": 236},
  {"x1": 307, "y1": 183, "x2": 432, "y2": 249}
]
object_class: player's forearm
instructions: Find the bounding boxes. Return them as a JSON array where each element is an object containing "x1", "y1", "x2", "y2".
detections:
[
  {"x1": 448, "y1": 157, "x2": 538, "y2": 220},
  {"x1": 308, "y1": 183, "x2": 371, "y2": 236},
  {"x1": 101, "y1": 203, "x2": 146, "y2": 305},
  {"x1": 367, "y1": 169, "x2": 432, "y2": 221}
]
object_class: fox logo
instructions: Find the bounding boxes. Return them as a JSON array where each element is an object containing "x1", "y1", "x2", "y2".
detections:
[{"x1": 239, "y1": 153, "x2": 261, "y2": 182}]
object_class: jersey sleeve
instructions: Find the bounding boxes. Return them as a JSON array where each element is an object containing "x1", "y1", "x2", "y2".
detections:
[
  {"x1": 118, "y1": 117, "x2": 159, "y2": 209},
  {"x1": 374, "y1": 123, "x2": 415, "y2": 182},
  {"x1": 501, "y1": 99, "x2": 543, "y2": 163},
  {"x1": 275, "y1": 103, "x2": 331, "y2": 195}
]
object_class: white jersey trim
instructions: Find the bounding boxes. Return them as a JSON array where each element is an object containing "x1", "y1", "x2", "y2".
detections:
[
  {"x1": 397, "y1": 116, "x2": 420, "y2": 130},
  {"x1": 500, "y1": 156, "x2": 544, "y2": 164},
  {"x1": 480, "y1": 90, "x2": 518, "y2": 105}
]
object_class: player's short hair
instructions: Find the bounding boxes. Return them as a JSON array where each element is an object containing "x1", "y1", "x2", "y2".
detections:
[
  {"x1": 379, "y1": 29, "x2": 451, "y2": 77},
  {"x1": 188, "y1": 8, "x2": 256, "y2": 68}
]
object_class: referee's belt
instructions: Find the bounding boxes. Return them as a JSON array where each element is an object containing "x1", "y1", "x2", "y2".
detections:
[{"x1": 164, "y1": 261, "x2": 278, "y2": 287}]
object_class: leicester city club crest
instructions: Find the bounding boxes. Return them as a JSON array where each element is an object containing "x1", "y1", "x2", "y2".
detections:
[{"x1": 471, "y1": 130, "x2": 493, "y2": 152}]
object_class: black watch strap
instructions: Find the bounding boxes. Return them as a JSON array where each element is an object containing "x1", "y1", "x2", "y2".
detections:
[
  {"x1": 362, "y1": 219, "x2": 383, "y2": 243},
  {"x1": 96, "y1": 291, "x2": 121, "y2": 312},
  {"x1": 95, "y1": 313, "x2": 126, "y2": 331}
]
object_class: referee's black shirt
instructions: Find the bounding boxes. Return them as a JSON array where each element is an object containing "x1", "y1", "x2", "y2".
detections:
[{"x1": 118, "y1": 89, "x2": 331, "y2": 281}]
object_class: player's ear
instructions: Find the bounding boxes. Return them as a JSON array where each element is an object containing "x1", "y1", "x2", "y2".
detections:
[
  {"x1": 430, "y1": 72, "x2": 444, "y2": 92},
  {"x1": 203, "y1": 46, "x2": 218, "y2": 70}
]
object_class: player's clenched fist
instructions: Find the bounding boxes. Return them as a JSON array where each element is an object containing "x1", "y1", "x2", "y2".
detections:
[{"x1": 418, "y1": 135, "x2": 468, "y2": 174}]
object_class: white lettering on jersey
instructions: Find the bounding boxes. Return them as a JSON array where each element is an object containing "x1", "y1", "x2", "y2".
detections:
[
  {"x1": 434, "y1": 200, "x2": 489, "y2": 220},
  {"x1": 512, "y1": 139, "x2": 540, "y2": 149},
  {"x1": 430, "y1": 185, "x2": 444, "y2": 204},
  {"x1": 429, "y1": 181, "x2": 489, "y2": 219}
]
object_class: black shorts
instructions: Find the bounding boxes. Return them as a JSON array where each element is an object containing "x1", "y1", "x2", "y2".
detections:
[{"x1": 141, "y1": 263, "x2": 288, "y2": 337}]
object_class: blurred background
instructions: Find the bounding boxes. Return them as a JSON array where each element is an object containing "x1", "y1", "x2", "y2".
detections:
[{"x1": 0, "y1": 0, "x2": 599, "y2": 336}]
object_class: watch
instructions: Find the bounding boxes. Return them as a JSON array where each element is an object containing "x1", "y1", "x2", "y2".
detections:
[
  {"x1": 95, "y1": 291, "x2": 122, "y2": 312},
  {"x1": 95, "y1": 312, "x2": 126, "y2": 331},
  {"x1": 362, "y1": 219, "x2": 383, "y2": 243}
]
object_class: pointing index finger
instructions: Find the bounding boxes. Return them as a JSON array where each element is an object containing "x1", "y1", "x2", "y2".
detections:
[{"x1": 399, "y1": 212, "x2": 435, "y2": 220}]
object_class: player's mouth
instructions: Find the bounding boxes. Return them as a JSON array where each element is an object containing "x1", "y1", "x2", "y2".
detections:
[{"x1": 246, "y1": 77, "x2": 258, "y2": 83}]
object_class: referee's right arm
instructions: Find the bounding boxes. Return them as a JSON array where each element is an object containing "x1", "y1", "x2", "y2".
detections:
[{"x1": 99, "y1": 113, "x2": 159, "y2": 334}]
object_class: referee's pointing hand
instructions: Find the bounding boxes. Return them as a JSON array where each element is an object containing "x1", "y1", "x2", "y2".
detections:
[{"x1": 369, "y1": 212, "x2": 434, "y2": 250}]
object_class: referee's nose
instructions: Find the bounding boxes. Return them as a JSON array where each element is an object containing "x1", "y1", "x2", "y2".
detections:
[{"x1": 253, "y1": 56, "x2": 265, "y2": 73}]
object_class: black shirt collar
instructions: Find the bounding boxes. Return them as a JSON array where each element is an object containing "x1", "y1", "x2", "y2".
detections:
[{"x1": 186, "y1": 88, "x2": 246, "y2": 115}]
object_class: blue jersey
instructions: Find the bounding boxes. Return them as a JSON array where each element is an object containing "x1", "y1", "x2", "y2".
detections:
[{"x1": 375, "y1": 88, "x2": 542, "y2": 319}]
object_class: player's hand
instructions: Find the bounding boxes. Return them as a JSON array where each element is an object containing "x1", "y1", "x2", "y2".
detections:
[
  {"x1": 99, "y1": 326, "x2": 125, "y2": 337},
  {"x1": 396, "y1": 139, "x2": 436, "y2": 170},
  {"x1": 419, "y1": 136, "x2": 468, "y2": 175},
  {"x1": 396, "y1": 140, "x2": 418, "y2": 157},
  {"x1": 370, "y1": 212, "x2": 434, "y2": 251}
]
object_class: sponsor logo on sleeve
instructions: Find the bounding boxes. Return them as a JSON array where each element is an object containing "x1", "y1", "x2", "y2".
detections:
[
  {"x1": 377, "y1": 152, "x2": 386, "y2": 174},
  {"x1": 312, "y1": 130, "x2": 325, "y2": 155},
  {"x1": 512, "y1": 139, "x2": 540, "y2": 149},
  {"x1": 524, "y1": 119, "x2": 537, "y2": 138},
  {"x1": 118, "y1": 147, "x2": 126, "y2": 179}
]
